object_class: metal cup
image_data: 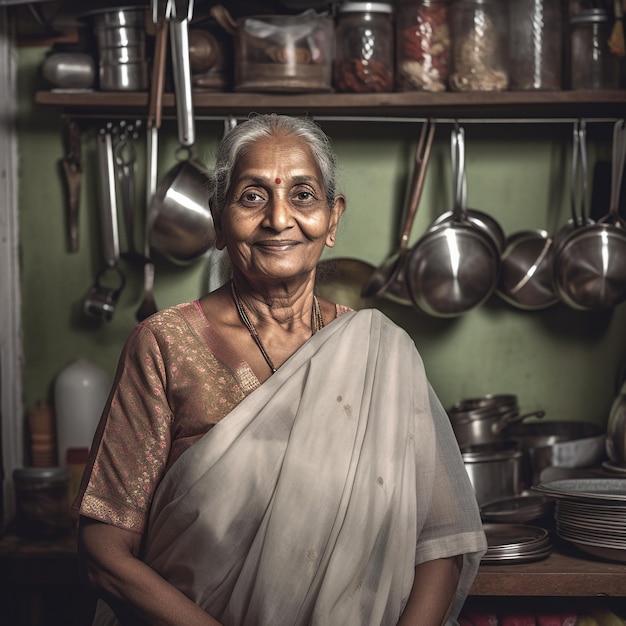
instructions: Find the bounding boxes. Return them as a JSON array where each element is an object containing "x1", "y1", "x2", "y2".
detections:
[{"x1": 83, "y1": 265, "x2": 126, "y2": 321}]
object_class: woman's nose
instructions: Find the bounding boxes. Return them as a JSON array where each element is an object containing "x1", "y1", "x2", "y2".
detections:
[{"x1": 263, "y1": 195, "x2": 293, "y2": 231}]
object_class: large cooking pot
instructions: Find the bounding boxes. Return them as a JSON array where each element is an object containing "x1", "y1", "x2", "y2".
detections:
[
  {"x1": 461, "y1": 441, "x2": 523, "y2": 506},
  {"x1": 148, "y1": 158, "x2": 215, "y2": 265},
  {"x1": 507, "y1": 420, "x2": 605, "y2": 486}
]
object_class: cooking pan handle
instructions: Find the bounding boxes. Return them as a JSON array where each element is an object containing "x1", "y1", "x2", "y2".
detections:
[
  {"x1": 168, "y1": 0, "x2": 195, "y2": 147},
  {"x1": 492, "y1": 409, "x2": 546, "y2": 435},
  {"x1": 607, "y1": 119, "x2": 626, "y2": 223},
  {"x1": 398, "y1": 119, "x2": 436, "y2": 251},
  {"x1": 96, "y1": 127, "x2": 120, "y2": 267},
  {"x1": 450, "y1": 125, "x2": 465, "y2": 221}
]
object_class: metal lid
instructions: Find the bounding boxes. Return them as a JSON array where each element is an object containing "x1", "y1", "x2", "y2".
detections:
[
  {"x1": 570, "y1": 9, "x2": 608, "y2": 24},
  {"x1": 339, "y1": 2, "x2": 393, "y2": 14},
  {"x1": 13, "y1": 466, "x2": 70, "y2": 482}
]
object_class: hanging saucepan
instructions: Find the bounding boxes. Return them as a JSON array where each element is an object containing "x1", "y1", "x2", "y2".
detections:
[
  {"x1": 430, "y1": 125, "x2": 505, "y2": 255},
  {"x1": 404, "y1": 126, "x2": 500, "y2": 317},
  {"x1": 495, "y1": 229, "x2": 558, "y2": 310},
  {"x1": 148, "y1": 153, "x2": 215, "y2": 265},
  {"x1": 553, "y1": 119, "x2": 626, "y2": 310},
  {"x1": 552, "y1": 119, "x2": 594, "y2": 255},
  {"x1": 361, "y1": 119, "x2": 436, "y2": 305},
  {"x1": 495, "y1": 122, "x2": 588, "y2": 311}
]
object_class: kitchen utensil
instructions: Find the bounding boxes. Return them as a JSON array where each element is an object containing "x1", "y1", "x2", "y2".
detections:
[
  {"x1": 553, "y1": 119, "x2": 593, "y2": 255},
  {"x1": 85, "y1": 126, "x2": 126, "y2": 321},
  {"x1": 361, "y1": 119, "x2": 435, "y2": 305},
  {"x1": 405, "y1": 126, "x2": 500, "y2": 317},
  {"x1": 496, "y1": 229, "x2": 559, "y2": 310},
  {"x1": 41, "y1": 51, "x2": 95, "y2": 89},
  {"x1": 88, "y1": 6, "x2": 149, "y2": 91},
  {"x1": 136, "y1": 4, "x2": 168, "y2": 322},
  {"x1": 450, "y1": 405, "x2": 545, "y2": 449},
  {"x1": 508, "y1": 420, "x2": 605, "y2": 486},
  {"x1": 480, "y1": 492, "x2": 555, "y2": 525},
  {"x1": 461, "y1": 441, "x2": 523, "y2": 506},
  {"x1": 316, "y1": 258, "x2": 376, "y2": 310},
  {"x1": 529, "y1": 434, "x2": 606, "y2": 486},
  {"x1": 606, "y1": 378, "x2": 626, "y2": 467},
  {"x1": 430, "y1": 126, "x2": 505, "y2": 255},
  {"x1": 148, "y1": 156, "x2": 214, "y2": 265},
  {"x1": 60, "y1": 119, "x2": 82, "y2": 253},
  {"x1": 553, "y1": 119, "x2": 626, "y2": 310},
  {"x1": 534, "y1": 477, "x2": 626, "y2": 562},
  {"x1": 451, "y1": 393, "x2": 519, "y2": 414},
  {"x1": 114, "y1": 121, "x2": 142, "y2": 262},
  {"x1": 481, "y1": 523, "x2": 552, "y2": 564},
  {"x1": 168, "y1": 0, "x2": 195, "y2": 147}
]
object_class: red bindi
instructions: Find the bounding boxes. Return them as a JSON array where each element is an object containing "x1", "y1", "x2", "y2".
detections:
[{"x1": 275, "y1": 177, "x2": 281, "y2": 185}]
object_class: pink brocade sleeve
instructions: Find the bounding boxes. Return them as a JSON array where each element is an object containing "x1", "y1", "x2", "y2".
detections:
[{"x1": 76, "y1": 323, "x2": 174, "y2": 534}]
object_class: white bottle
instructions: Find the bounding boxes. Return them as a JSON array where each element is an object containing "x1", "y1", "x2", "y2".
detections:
[{"x1": 54, "y1": 358, "x2": 111, "y2": 466}]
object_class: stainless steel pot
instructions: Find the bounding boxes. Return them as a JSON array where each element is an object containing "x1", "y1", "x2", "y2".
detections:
[
  {"x1": 88, "y1": 7, "x2": 149, "y2": 91},
  {"x1": 450, "y1": 405, "x2": 545, "y2": 449},
  {"x1": 148, "y1": 158, "x2": 215, "y2": 265},
  {"x1": 461, "y1": 441, "x2": 523, "y2": 506},
  {"x1": 507, "y1": 420, "x2": 605, "y2": 486}
]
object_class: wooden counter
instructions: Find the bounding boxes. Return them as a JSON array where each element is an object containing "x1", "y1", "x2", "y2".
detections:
[
  {"x1": 471, "y1": 541, "x2": 626, "y2": 597},
  {"x1": 1, "y1": 531, "x2": 625, "y2": 624}
]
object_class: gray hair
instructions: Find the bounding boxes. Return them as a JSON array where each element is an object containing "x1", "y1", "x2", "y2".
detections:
[{"x1": 208, "y1": 114, "x2": 339, "y2": 223}]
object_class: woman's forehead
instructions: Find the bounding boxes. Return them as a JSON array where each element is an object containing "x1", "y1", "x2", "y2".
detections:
[{"x1": 234, "y1": 134, "x2": 322, "y2": 180}]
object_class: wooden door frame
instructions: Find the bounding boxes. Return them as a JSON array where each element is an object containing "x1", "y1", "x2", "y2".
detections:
[{"x1": 0, "y1": 7, "x2": 23, "y2": 526}]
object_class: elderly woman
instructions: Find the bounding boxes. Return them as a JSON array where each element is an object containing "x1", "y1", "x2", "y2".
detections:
[{"x1": 75, "y1": 113, "x2": 486, "y2": 626}]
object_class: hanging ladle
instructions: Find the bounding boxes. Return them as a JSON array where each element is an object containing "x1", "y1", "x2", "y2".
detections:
[{"x1": 361, "y1": 118, "x2": 436, "y2": 303}]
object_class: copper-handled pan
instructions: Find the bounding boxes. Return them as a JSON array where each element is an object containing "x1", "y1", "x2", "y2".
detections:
[{"x1": 361, "y1": 119, "x2": 436, "y2": 305}]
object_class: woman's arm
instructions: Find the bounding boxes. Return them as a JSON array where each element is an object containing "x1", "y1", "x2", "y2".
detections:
[
  {"x1": 397, "y1": 555, "x2": 463, "y2": 626},
  {"x1": 78, "y1": 516, "x2": 222, "y2": 626}
]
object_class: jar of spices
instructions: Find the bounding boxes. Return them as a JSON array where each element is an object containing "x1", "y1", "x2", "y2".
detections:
[
  {"x1": 334, "y1": 2, "x2": 394, "y2": 93},
  {"x1": 570, "y1": 9, "x2": 620, "y2": 90},
  {"x1": 13, "y1": 466, "x2": 71, "y2": 539},
  {"x1": 449, "y1": 0, "x2": 509, "y2": 91},
  {"x1": 396, "y1": 0, "x2": 451, "y2": 92},
  {"x1": 509, "y1": 0, "x2": 562, "y2": 90}
]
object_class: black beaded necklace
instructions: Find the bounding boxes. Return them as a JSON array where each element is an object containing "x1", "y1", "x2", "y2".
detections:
[{"x1": 230, "y1": 280, "x2": 324, "y2": 374}]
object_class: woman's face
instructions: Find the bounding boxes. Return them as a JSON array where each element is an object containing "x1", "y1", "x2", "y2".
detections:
[{"x1": 215, "y1": 132, "x2": 344, "y2": 285}]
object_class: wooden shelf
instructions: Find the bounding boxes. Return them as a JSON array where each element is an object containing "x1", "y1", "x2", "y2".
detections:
[
  {"x1": 471, "y1": 541, "x2": 626, "y2": 597},
  {"x1": 35, "y1": 89, "x2": 626, "y2": 119}
]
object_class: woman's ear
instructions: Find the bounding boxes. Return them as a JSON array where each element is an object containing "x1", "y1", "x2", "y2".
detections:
[{"x1": 326, "y1": 195, "x2": 346, "y2": 248}]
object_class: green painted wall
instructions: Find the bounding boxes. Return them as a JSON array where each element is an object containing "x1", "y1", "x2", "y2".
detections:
[{"x1": 17, "y1": 47, "x2": 626, "y2": 439}]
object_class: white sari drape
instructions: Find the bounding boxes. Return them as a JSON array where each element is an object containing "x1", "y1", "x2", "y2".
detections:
[{"x1": 94, "y1": 309, "x2": 486, "y2": 625}]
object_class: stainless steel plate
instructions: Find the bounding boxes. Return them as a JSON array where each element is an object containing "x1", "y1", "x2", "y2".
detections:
[{"x1": 534, "y1": 478, "x2": 626, "y2": 503}]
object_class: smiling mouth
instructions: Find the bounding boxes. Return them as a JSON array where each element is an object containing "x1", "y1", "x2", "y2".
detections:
[{"x1": 255, "y1": 240, "x2": 300, "y2": 249}]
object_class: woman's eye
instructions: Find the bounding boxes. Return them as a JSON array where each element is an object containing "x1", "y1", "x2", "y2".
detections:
[
  {"x1": 242, "y1": 191, "x2": 263, "y2": 203},
  {"x1": 295, "y1": 191, "x2": 314, "y2": 202}
]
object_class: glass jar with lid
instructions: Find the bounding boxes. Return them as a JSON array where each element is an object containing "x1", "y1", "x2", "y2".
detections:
[
  {"x1": 13, "y1": 466, "x2": 71, "y2": 539},
  {"x1": 334, "y1": 2, "x2": 394, "y2": 93},
  {"x1": 570, "y1": 9, "x2": 620, "y2": 90},
  {"x1": 509, "y1": 0, "x2": 562, "y2": 90},
  {"x1": 395, "y1": 0, "x2": 451, "y2": 92},
  {"x1": 448, "y1": 0, "x2": 509, "y2": 91}
]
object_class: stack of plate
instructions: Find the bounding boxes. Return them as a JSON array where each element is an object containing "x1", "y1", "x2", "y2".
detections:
[
  {"x1": 482, "y1": 523, "x2": 552, "y2": 564},
  {"x1": 533, "y1": 478, "x2": 626, "y2": 563}
]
